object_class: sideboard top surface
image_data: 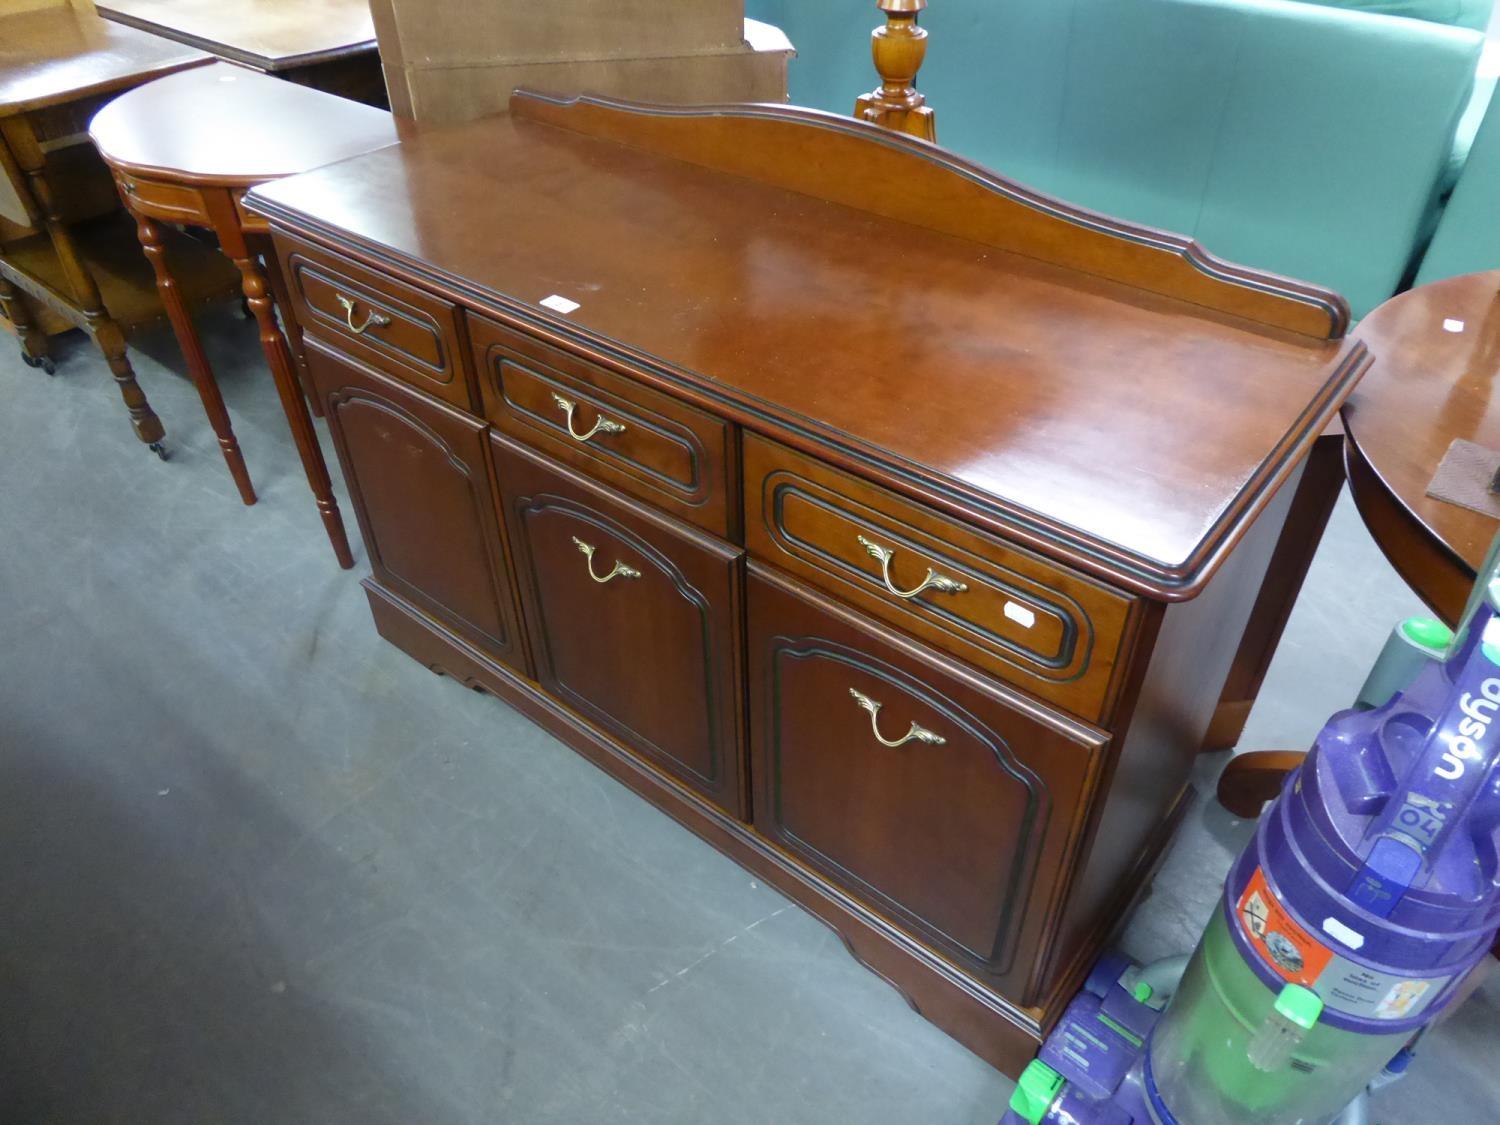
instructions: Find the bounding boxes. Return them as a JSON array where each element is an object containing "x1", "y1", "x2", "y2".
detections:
[{"x1": 248, "y1": 97, "x2": 1366, "y2": 598}]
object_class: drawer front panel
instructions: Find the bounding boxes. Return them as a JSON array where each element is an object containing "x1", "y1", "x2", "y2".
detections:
[
  {"x1": 278, "y1": 233, "x2": 471, "y2": 410},
  {"x1": 115, "y1": 172, "x2": 209, "y2": 224},
  {"x1": 472, "y1": 315, "x2": 735, "y2": 538},
  {"x1": 744, "y1": 434, "x2": 1133, "y2": 721},
  {"x1": 307, "y1": 339, "x2": 528, "y2": 675},
  {"x1": 748, "y1": 565, "x2": 1103, "y2": 995},
  {"x1": 493, "y1": 433, "x2": 747, "y2": 817}
]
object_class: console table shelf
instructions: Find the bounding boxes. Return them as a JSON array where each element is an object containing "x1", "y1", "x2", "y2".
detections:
[{"x1": 2, "y1": 211, "x2": 237, "y2": 340}]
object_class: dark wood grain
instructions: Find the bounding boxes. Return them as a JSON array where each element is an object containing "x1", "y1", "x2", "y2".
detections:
[
  {"x1": 0, "y1": 7, "x2": 208, "y2": 116},
  {"x1": 279, "y1": 230, "x2": 472, "y2": 412},
  {"x1": 113, "y1": 169, "x2": 211, "y2": 224},
  {"x1": 744, "y1": 432, "x2": 1136, "y2": 723},
  {"x1": 493, "y1": 433, "x2": 746, "y2": 817},
  {"x1": 246, "y1": 98, "x2": 1366, "y2": 598},
  {"x1": 474, "y1": 313, "x2": 736, "y2": 539},
  {"x1": 0, "y1": 11, "x2": 213, "y2": 438},
  {"x1": 511, "y1": 93, "x2": 1347, "y2": 339},
  {"x1": 1033, "y1": 460, "x2": 1297, "y2": 1008},
  {"x1": 86, "y1": 65, "x2": 396, "y2": 561},
  {"x1": 308, "y1": 339, "x2": 526, "y2": 670},
  {"x1": 2, "y1": 110, "x2": 167, "y2": 443},
  {"x1": 88, "y1": 63, "x2": 396, "y2": 185},
  {"x1": 1215, "y1": 751, "x2": 1306, "y2": 818},
  {"x1": 133, "y1": 207, "x2": 255, "y2": 503},
  {"x1": 248, "y1": 96, "x2": 1365, "y2": 1077},
  {"x1": 1205, "y1": 427, "x2": 1345, "y2": 750},
  {"x1": 94, "y1": 0, "x2": 377, "y2": 73},
  {"x1": 359, "y1": 575, "x2": 1045, "y2": 1077},
  {"x1": 748, "y1": 564, "x2": 1103, "y2": 1000},
  {"x1": 1342, "y1": 270, "x2": 1500, "y2": 624}
]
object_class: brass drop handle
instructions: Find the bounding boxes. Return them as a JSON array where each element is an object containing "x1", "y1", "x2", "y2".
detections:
[
  {"x1": 552, "y1": 393, "x2": 626, "y2": 443},
  {"x1": 857, "y1": 535, "x2": 968, "y2": 600},
  {"x1": 336, "y1": 294, "x2": 391, "y2": 335},
  {"x1": 572, "y1": 536, "x2": 641, "y2": 584},
  {"x1": 848, "y1": 688, "x2": 946, "y2": 748}
]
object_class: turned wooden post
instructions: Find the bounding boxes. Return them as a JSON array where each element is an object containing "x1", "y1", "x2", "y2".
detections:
[{"x1": 854, "y1": 0, "x2": 936, "y2": 142}]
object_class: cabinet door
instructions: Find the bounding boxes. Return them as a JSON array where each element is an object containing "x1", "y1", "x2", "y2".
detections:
[
  {"x1": 306, "y1": 339, "x2": 528, "y2": 676},
  {"x1": 747, "y1": 563, "x2": 1104, "y2": 997},
  {"x1": 492, "y1": 433, "x2": 747, "y2": 818}
]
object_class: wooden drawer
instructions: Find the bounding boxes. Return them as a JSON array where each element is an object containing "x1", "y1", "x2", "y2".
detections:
[
  {"x1": 278, "y1": 232, "x2": 473, "y2": 411},
  {"x1": 306, "y1": 339, "x2": 529, "y2": 676},
  {"x1": 492, "y1": 433, "x2": 747, "y2": 817},
  {"x1": 747, "y1": 564, "x2": 1104, "y2": 997},
  {"x1": 115, "y1": 171, "x2": 209, "y2": 224},
  {"x1": 744, "y1": 434, "x2": 1134, "y2": 722},
  {"x1": 472, "y1": 315, "x2": 735, "y2": 539}
]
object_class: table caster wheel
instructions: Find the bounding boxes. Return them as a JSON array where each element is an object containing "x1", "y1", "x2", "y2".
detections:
[
  {"x1": 21, "y1": 352, "x2": 55, "y2": 375},
  {"x1": 148, "y1": 441, "x2": 169, "y2": 462}
]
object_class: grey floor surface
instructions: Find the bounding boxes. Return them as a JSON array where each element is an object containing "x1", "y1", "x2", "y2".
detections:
[{"x1": 0, "y1": 310, "x2": 1495, "y2": 1124}]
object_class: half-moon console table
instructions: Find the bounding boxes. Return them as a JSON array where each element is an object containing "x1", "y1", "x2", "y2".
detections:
[{"x1": 245, "y1": 93, "x2": 1369, "y2": 1075}]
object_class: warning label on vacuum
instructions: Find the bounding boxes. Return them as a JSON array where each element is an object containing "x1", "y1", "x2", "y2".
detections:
[
  {"x1": 1235, "y1": 867, "x2": 1453, "y2": 1021},
  {"x1": 1236, "y1": 867, "x2": 1334, "y2": 984}
]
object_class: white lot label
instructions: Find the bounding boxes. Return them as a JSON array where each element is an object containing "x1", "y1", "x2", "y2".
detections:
[
  {"x1": 541, "y1": 294, "x2": 581, "y2": 314},
  {"x1": 1003, "y1": 601, "x2": 1037, "y2": 629},
  {"x1": 1322, "y1": 916, "x2": 1365, "y2": 950}
]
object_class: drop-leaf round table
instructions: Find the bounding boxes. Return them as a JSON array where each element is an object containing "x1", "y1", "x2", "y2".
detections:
[{"x1": 1218, "y1": 270, "x2": 1500, "y2": 817}]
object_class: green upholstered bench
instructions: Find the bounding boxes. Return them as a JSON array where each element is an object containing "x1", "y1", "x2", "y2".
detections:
[{"x1": 1296, "y1": 0, "x2": 1491, "y2": 31}]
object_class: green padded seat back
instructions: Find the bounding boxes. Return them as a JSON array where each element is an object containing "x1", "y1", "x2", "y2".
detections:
[
  {"x1": 1415, "y1": 83, "x2": 1500, "y2": 285},
  {"x1": 745, "y1": 0, "x2": 1482, "y2": 319},
  {"x1": 1293, "y1": 0, "x2": 1493, "y2": 31}
]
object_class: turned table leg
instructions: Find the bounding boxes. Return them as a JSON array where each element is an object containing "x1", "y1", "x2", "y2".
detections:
[
  {"x1": 225, "y1": 226, "x2": 353, "y2": 569},
  {"x1": 260, "y1": 243, "x2": 322, "y2": 418},
  {"x1": 0, "y1": 271, "x2": 54, "y2": 374},
  {"x1": 2, "y1": 116, "x2": 165, "y2": 453},
  {"x1": 132, "y1": 210, "x2": 257, "y2": 505}
]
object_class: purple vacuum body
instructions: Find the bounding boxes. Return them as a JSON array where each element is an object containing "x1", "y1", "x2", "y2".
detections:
[{"x1": 1001, "y1": 542, "x2": 1500, "y2": 1125}]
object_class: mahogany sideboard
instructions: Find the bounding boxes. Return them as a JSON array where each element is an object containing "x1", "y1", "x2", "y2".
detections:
[{"x1": 245, "y1": 93, "x2": 1368, "y2": 1075}]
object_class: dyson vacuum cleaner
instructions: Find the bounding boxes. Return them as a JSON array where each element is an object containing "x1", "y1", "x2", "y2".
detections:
[{"x1": 1002, "y1": 534, "x2": 1500, "y2": 1125}]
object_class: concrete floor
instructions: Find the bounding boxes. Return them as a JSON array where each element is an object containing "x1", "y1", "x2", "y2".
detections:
[{"x1": 0, "y1": 309, "x2": 1495, "y2": 1124}]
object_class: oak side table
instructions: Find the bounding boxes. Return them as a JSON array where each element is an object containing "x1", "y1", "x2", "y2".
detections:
[
  {"x1": 89, "y1": 63, "x2": 399, "y2": 568},
  {"x1": 0, "y1": 6, "x2": 237, "y2": 454}
]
